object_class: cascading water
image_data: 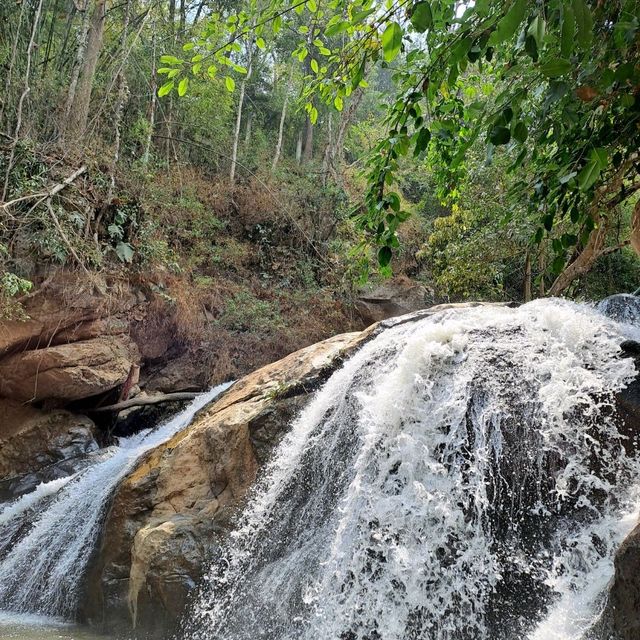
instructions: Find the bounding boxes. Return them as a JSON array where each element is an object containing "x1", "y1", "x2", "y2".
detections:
[
  {"x1": 0, "y1": 382, "x2": 232, "y2": 620},
  {"x1": 187, "y1": 300, "x2": 640, "y2": 640}
]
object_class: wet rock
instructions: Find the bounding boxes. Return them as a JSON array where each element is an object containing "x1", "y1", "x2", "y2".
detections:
[
  {"x1": 0, "y1": 399, "x2": 98, "y2": 497},
  {"x1": 598, "y1": 294, "x2": 640, "y2": 325},
  {"x1": 82, "y1": 330, "x2": 370, "y2": 638}
]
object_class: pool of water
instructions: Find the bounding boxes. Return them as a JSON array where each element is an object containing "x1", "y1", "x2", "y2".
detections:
[{"x1": 0, "y1": 612, "x2": 114, "y2": 639}]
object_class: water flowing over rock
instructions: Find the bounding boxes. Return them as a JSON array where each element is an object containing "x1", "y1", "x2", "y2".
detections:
[
  {"x1": 0, "y1": 385, "x2": 231, "y2": 621},
  {"x1": 82, "y1": 331, "x2": 367, "y2": 637},
  {"x1": 1, "y1": 299, "x2": 640, "y2": 640},
  {"x1": 183, "y1": 300, "x2": 640, "y2": 640}
]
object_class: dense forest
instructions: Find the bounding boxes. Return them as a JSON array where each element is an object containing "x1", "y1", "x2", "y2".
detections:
[{"x1": 0, "y1": 0, "x2": 639, "y2": 332}]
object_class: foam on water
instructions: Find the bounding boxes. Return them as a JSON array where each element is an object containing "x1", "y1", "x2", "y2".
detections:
[
  {"x1": 0, "y1": 382, "x2": 233, "y2": 618},
  {"x1": 187, "y1": 299, "x2": 640, "y2": 640}
]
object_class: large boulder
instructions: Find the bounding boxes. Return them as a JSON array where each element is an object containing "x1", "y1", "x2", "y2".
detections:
[
  {"x1": 0, "y1": 336, "x2": 138, "y2": 402},
  {"x1": 82, "y1": 330, "x2": 370, "y2": 638},
  {"x1": 0, "y1": 399, "x2": 98, "y2": 499},
  {"x1": 355, "y1": 276, "x2": 432, "y2": 326}
]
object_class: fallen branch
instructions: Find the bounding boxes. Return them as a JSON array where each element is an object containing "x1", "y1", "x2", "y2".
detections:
[
  {"x1": 1, "y1": 165, "x2": 87, "y2": 210},
  {"x1": 91, "y1": 392, "x2": 199, "y2": 413}
]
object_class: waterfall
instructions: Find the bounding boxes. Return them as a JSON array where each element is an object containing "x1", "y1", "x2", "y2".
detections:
[
  {"x1": 0, "y1": 382, "x2": 233, "y2": 619},
  {"x1": 187, "y1": 300, "x2": 640, "y2": 640}
]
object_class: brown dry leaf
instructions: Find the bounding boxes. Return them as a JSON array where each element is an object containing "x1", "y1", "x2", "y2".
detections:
[{"x1": 576, "y1": 86, "x2": 599, "y2": 101}]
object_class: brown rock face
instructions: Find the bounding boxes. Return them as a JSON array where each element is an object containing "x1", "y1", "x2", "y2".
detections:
[
  {"x1": 355, "y1": 276, "x2": 431, "y2": 326},
  {"x1": 0, "y1": 336, "x2": 137, "y2": 402},
  {"x1": 0, "y1": 399, "x2": 98, "y2": 494},
  {"x1": 82, "y1": 330, "x2": 369, "y2": 638}
]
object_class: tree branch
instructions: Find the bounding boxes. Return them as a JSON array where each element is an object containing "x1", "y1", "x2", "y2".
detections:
[{"x1": 90, "y1": 392, "x2": 199, "y2": 413}]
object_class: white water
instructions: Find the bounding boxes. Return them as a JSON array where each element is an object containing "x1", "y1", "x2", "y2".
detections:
[
  {"x1": 188, "y1": 300, "x2": 640, "y2": 640},
  {"x1": 0, "y1": 382, "x2": 233, "y2": 620}
]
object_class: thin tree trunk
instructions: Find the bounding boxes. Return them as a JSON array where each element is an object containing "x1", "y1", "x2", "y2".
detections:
[
  {"x1": 193, "y1": 0, "x2": 206, "y2": 23},
  {"x1": 42, "y1": 0, "x2": 61, "y2": 77},
  {"x1": 66, "y1": 0, "x2": 106, "y2": 142},
  {"x1": 142, "y1": 27, "x2": 157, "y2": 166},
  {"x1": 63, "y1": 0, "x2": 91, "y2": 125},
  {"x1": 179, "y1": 0, "x2": 186, "y2": 34},
  {"x1": 631, "y1": 199, "x2": 640, "y2": 257},
  {"x1": 295, "y1": 129, "x2": 303, "y2": 163},
  {"x1": 524, "y1": 251, "x2": 532, "y2": 302},
  {"x1": 302, "y1": 114, "x2": 313, "y2": 162},
  {"x1": 272, "y1": 87, "x2": 289, "y2": 172},
  {"x1": 1, "y1": 0, "x2": 27, "y2": 134},
  {"x1": 538, "y1": 250, "x2": 546, "y2": 297},
  {"x1": 244, "y1": 112, "x2": 253, "y2": 148},
  {"x1": 230, "y1": 50, "x2": 253, "y2": 186},
  {"x1": 2, "y1": 0, "x2": 45, "y2": 202}
]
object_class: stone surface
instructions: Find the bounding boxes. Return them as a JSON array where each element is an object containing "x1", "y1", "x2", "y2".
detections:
[
  {"x1": 0, "y1": 399, "x2": 98, "y2": 488},
  {"x1": 0, "y1": 336, "x2": 138, "y2": 402},
  {"x1": 355, "y1": 276, "x2": 431, "y2": 325},
  {"x1": 82, "y1": 329, "x2": 370, "y2": 638}
]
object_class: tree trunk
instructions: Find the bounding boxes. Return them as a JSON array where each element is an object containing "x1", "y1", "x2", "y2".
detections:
[
  {"x1": 244, "y1": 112, "x2": 253, "y2": 148},
  {"x1": 142, "y1": 27, "x2": 157, "y2": 166},
  {"x1": 66, "y1": 0, "x2": 107, "y2": 142},
  {"x1": 272, "y1": 88, "x2": 289, "y2": 172},
  {"x1": 230, "y1": 50, "x2": 253, "y2": 186},
  {"x1": 63, "y1": 0, "x2": 91, "y2": 125},
  {"x1": 548, "y1": 210, "x2": 610, "y2": 296},
  {"x1": 302, "y1": 114, "x2": 313, "y2": 162},
  {"x1": 295, "y1": 129, "x2": 303, "y2": 163},
  {"x1": 631, "y1": 199, "x2": 640, "y2": 257},
  {"x1": 524, "y1": 251, "x2": 532, "y2": 302},
  {"x1": 0, "y1": 0, "x2": 27, "y2": 133},
  {"x1": 2, "y1": 0, "x2": 45, "y2": 201},
  {"x1": 538, "y1": 251, "x2": 546, "y2": 297}
]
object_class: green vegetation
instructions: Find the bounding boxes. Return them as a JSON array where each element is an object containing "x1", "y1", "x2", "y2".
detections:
[{"x1": 0, "y1": 0, "x2": 638, "y2": 321}]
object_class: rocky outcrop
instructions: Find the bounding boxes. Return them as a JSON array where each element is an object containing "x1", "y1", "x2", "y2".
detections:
[
  {"x1": 82, "y1": 330, "x2": 370, "y2": 638},
  {"x1": 0, "y1": 336, "x2": 137, "y2": 402},
  {"x1": 0, "y1": 399, "x2": 98, "y2": 499},
  {"x1": 0, "y1": 274, "x2": 140, "y2": 404},
  {"x1": 356, "y1": 276, "x2": 432, "y2": 325}
]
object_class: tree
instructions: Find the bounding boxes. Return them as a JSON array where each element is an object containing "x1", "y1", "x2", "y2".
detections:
[{"x1": 168, "y1": 0, "x2": 639, "y2": 291}]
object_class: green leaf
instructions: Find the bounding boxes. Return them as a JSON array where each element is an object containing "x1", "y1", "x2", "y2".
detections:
[
  {"x1": 325, "y1": 20, "x2": 350, "y2": 37},
  {"x1": 561, "y1": 6, "x2": 575, "y2": 57},
  {"x1": 513, "y1": 121, "x2": 528, "y2": 143},
  {"x1": 306, "y1": 0, "x2": 317, "y2": 13},
  {"x1": 158, "y1": 81, "x2": 174, "y2": 97},
  {"x1": 578, "y1": 147, "x2": 608, "y2": 191},
  {"x1": 159, "y1": 55, "x2": 181, "y2": 65},
  {"x1": 116, "y1": 242, "x2": 134, "y2": 263},
  {"x1": 382, "y1": 22, "x2": 403, "y2": 63},
  {"x1": 177, "y1": 77, "x2": 188, "y2": 96},
  {"x1": 489, "y1": 126, "x2": 511, "y2": 145},
  {"x1": 488, "y1": 0, "x2": 527, "y2": 45},
  {"x1": 334, "y1": 96, "x2": 343, "y2": 111},
  {"x1": 572, "y1": 0, "x2": 593, "y2": 48},
  {"x1": 527, "y1": 15, "x2": 545, "y2": 47},
  {"x1": 413, "y1": 127, "x2": 431, "y2": 156},
  {"x1": 225, "y1": 76, "x2": 235, "y2": 92},
  {"x1": 256, "y1": 37, "x2": 266, "y2": 50},
  {"x1": 310, "y1": 106, "x2": 318, "y2": 125},
  {"x1": 378, "y1": 246, "x2": 392, "y2": 267},
  {"x1": 311, "y1": 58, "x2": 319, "y2": 73},
  {"x1": 411, "y1": 2, "x2": 433, "y2": 33},
  {"x1": 539, "y1": 58, "x2": 571, "y2": 77}
]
